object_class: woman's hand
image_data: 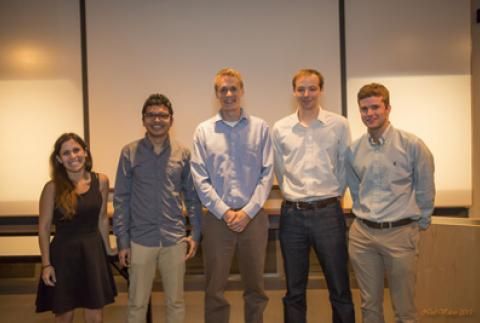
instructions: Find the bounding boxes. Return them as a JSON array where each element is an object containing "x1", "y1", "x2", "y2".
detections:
[{"x1": 41, "y1": 265, "x2": 56, "y2": 286}]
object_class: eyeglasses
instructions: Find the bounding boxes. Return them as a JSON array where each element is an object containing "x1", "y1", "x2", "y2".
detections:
[{"x1": 143, "y1": 112, "x2": 171, "y2": 120}]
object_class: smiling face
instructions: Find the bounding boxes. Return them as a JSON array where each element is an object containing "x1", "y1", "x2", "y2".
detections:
[
  {"x1": 56, "y1": 138, "x2": 88, "y2": 174},
  {"x1": 215, "y1": 75, "x2": 244, "y2": 115},
  {"x1": 142, "y1": 104, "x2": 173, "y2": 140},
  {"x1": 294, "y1": 74, "x2": 322, "y2": 111},
  {"x1": 358, "y1": 95, "x2": 391, "y2": 134}
]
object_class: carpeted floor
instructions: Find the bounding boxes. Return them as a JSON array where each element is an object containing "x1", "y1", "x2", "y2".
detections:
[{"x1": 0, "y1": 289, "x2": 395, "y2": 322}]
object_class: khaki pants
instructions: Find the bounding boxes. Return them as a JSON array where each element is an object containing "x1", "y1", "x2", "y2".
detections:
[
  {"x1": 349, "y1": 219, "x2": 420, "y2": 323},
  {"x1": 202, "y1": 211, "x2": 269, "y2": 323},
  {"x1": 127, "y1": 241, "x2": 186, "y2": 323}
]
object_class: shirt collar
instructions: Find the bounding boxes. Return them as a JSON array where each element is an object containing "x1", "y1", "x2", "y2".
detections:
[
  {"x1": 293, "y1": 106, "x2": 326, "y2": 126},
  {"x1": 317, "y1": 107, "x2": 327, "y2": 123},
  {"x1": 142, "y1": 134, "x2": 171, "y2": 151},
  {"x1": 368, "y1": 123, "x2": 392, "y2": 146},
  {"x1": 214, "y1": 108, "x2": 249, "y2": 125}
]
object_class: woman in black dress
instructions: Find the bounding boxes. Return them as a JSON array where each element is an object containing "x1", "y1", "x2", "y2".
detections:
[{"x1": 36, "y1": 133, "x2": 116, "y2": 322}]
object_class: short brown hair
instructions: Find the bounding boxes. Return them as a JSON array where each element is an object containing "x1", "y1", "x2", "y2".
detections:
[
  {"x1": 142, "y1": 93, "x2": 173, "y2": 116},
  {"x1": 292, "y1": 69, "x2": 324, "y2": 90},
  {"x1": 214, "y1": 68, "x2": 244, "y2": 92},
  {"x1": 357, "y1": 83, "x2": 390, "y2": 107}
]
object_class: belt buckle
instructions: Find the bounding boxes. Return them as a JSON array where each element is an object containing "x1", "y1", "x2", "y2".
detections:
[{"x1": 380, "y1": 222, "x2": 392, "y2": 229}]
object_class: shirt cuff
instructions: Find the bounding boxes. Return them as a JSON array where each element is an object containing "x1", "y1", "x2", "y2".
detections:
[
  {"x1": 242, "y1": 202, "x2": 260, "y2": 218},
  {"x1": 417, "y1": 216, "x2": 431, "y2": 230},
  {"x1": 211, "y1": 202, "x2": 230, "y2": 220},
  {"x1": 190, "y1": 229, "x2": 201, "y2": 242},
  {"x1": 116, "y1": 236, "x2": 130, "y2": 251}
]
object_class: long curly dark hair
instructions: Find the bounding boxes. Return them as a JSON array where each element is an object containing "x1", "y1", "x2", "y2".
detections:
[{"x1": 50, "y1": 133, "x2": 92, "y2": 219}]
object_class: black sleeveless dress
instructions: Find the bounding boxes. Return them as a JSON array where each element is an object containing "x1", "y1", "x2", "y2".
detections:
[{"x1": 35, "y1": 173, "x2": 117, "y2": 314}]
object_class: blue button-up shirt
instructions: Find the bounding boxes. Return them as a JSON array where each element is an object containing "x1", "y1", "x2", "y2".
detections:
[
  {"x1": 191, "y1": 109, "x2": 274, "y2": 219},
  {"x1": 113, "y1": 136, "x2": 202, "y2": 250},
  {"x1": 345, "y1": 124, "x2": 435, "y2": 229}
]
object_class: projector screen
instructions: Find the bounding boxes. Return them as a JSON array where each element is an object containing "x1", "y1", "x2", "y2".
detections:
[
  {"x1": 86, "y1": 0, "x2": 342, "y2": 183},
  {"x1": 0, "y1": 0, "x2": 83, "y2": 215}
]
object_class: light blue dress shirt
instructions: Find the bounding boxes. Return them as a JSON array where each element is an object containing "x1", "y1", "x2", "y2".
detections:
[
  {"x1": 191, "y1": 109, "x2": 274, "y2": 219},
  {"x1": 345, "y1": 124, "x2": 435, "y2": 229}
]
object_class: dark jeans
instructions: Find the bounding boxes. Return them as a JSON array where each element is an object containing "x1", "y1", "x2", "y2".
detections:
[{"x1": 279, "y1": 201, "x2": 355, "y2": 323}]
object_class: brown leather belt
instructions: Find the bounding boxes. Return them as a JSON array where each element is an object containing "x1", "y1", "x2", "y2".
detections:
[
  {"x1": 358, "y1": 217, "x2": 414, "y2": 229},
  {"x1": 283, "y1": 197, "x2": 339, "y2": 210}
]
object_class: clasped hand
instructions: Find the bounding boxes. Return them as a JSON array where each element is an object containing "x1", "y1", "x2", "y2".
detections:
[{"x1": 223, "y1": 209, "x2": 251, "y2": 232}]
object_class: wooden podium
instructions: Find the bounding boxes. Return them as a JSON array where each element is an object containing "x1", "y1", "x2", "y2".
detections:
[{"x1": 416, "y1": 217, "x2": 480, "y2": 322}]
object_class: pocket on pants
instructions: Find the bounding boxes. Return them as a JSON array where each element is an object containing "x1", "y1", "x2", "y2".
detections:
[{"x1": 407, "y1": 223, "x2": 420, "y2": 251}]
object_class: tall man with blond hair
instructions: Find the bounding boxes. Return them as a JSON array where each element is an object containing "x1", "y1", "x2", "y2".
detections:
[{"x1": 191, "y1": 68, "x2": 274, "y2": 323}]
